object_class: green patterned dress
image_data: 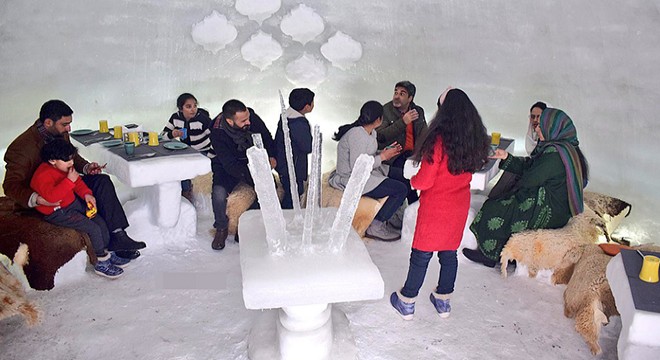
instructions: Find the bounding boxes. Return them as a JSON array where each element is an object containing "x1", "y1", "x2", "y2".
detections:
[{"x1": 470, "y1": 147, "x2": 573, "y2": 261}]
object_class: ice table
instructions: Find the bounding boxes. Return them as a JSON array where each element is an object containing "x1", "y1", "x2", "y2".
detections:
[
  {"x1": 606, "y1": 250, "x2": 660, "y2": 360},
  {"x1": 239, "y1": 208, "x2": 384, "y2": 360},
  {"x1": 73, "y1": 140, "x2": 211, "y2": 228}
]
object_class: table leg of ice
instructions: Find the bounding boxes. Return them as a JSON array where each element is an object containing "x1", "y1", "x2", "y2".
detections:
[{"x1": 138, "y1": 181, "x2": 182, "y2": 228}]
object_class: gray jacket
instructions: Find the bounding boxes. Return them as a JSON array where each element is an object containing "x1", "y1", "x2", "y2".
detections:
[{"x1": 328, "y1": 126, "x2": 389, "y2": 194}]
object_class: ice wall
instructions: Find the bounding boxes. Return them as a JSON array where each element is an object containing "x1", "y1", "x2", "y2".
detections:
[{"x1": 1, "y1": 0, "x2": 659, "y2": 243}]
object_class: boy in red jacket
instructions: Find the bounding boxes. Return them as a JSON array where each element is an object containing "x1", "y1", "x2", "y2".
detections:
[{"x1": 30, "y1": 139, "x2": 129, "y2": 278}]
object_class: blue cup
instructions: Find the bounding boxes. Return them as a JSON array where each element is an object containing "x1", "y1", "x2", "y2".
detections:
[
  {"x1": 124, "y1": 142, "x2": 135, "y2": 155},
  {"x1": 181, "y1": 128, "x2": 188, "y2": 140}
]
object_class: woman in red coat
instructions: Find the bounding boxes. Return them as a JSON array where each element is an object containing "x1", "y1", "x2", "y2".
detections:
[{"x1": 391, "y1": 88, "x2": 490, "y2": 319}]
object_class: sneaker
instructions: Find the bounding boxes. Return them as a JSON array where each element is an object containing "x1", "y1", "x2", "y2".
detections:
[
  {"x1": 462, "y1": 248, "x2": 497, "y2": 268},
  {"x1": 390, "y1": 291, "x2": 415, "y2": 320},
  {"x1": 387, "y1": 206, "x2": 405, "y2": 230},
  {"x1": 94, "y1": 259, "x2": 124, "y2": 279},
  {"x1": 109, "y1": 252, "x2": 131, "y2": 268},
  {"x1": 109, "y1": 230, "x2": 147, "y2": 251},
  {"x1": 114, "y1": 250, "x2": 141, "y2": 260},
  {"x1": 430, "y1": 293, "x2": 451, "y2": 318},
  {"x1": 365, "y1": 220, "x2": 401, "y2": 242}
]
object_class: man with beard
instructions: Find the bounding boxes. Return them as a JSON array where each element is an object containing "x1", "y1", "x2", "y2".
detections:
[
  {"x1": 3, "y1": 100, "x2": 146, "y2": 260},
  {"x1": 209, "y1": 99, "x2": 277, "y2": 250}
]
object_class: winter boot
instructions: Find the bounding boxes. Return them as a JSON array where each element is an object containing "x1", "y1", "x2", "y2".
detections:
[
  {"x1": 109, "y1": 230, "x2": 146, "y2": 251},
  {"x1": 390, "y1": 291, "x2": 415, "y2": 320},
  {"x1": 462, "y1": 248, "x2": 497, "y2": 268},
  {"x1": 212, "y1": 228, "x2": 228, "y2": 250},
  {"x1": 430, "y1": 293, "x2": 451, "y2": 318}
]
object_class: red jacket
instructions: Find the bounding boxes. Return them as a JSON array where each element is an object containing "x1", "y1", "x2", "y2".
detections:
[
  {"x1": 410, "y1": 138, "x2": 472, "y2": 252},
  {"x1": 30, "y1": 163, "x2": 93, "y2": 215}
]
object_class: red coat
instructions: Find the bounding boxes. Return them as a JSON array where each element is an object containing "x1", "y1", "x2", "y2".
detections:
[
  {"x1": 410, "y1": 138, "x2": 472, "y2": 252},
  {"x1": 30, "y1": 163, "x2": 93, "y2": 215}
]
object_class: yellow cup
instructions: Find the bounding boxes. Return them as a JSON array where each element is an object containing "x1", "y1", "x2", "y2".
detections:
[
  {"x1": 99, "y1": 120, "x2": 109, "y2": 133},
  {"x1": 491, "y1": 132, "x2": 501, "y2": 146},
  {"x1": 127, "y1": 132, "x2": 140, "y2": 147},
  {"x1": 639, "y1": 255, "x2": 660, "y2": 283},
  {"x1": 113, "y1": 126, "x2": 123, "y2": 139},
  {"x1": 148, "y1": 132, "x2": 159, "y2": 146}
]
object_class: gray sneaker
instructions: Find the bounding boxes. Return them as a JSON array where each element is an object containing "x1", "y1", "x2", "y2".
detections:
[
  {"x1": 387, "y1": 206, "x2": 406, "y2": 230},
  {"x1": 365, "y1": 220, "x2": 401, "y2": 242}
]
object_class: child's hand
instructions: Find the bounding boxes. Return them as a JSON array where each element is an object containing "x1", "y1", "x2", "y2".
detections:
[
  {"x1": 172, "y1": 129, "x2": 183, "y2": 138},
  {"x1": 84, "y1": 194, "x2": 97, "y2": 209},
  {"x1": 67, "y1": 166, "x2": 80, "y2": 182}
]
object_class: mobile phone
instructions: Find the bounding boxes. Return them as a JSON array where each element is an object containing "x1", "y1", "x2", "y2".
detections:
[{"x1": 125, "y1": 123, "x2": 138, "y2": 129}]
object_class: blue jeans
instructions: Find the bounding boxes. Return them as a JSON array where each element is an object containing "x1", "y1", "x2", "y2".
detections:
[
  {"x1": 181, "y1": 179, "x2": 192, "y2": 192},
  {"x1": 363, "y1": 178, "x2": 407, "y2": 222},
  {"x1": 389, "y1": 153, "x2": 419, "y2": 204},
  {"x1": 401, "y1": 249, "x2": 458, "y2": 298}
]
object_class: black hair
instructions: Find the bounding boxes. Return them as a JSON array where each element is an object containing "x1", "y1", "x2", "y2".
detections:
[
  {"x1": 395, "y1": 81, "x2": 416, "y2": 99},
  {"x1": 41, "y1": 139, "x2": 77, "y2": 163},
  {"x1": 289, "y1": 88, "x2": 315, "y2": 112},
  {"x1": 530, "y1": 101, "x2": 547, "y2": 112},
  {"x1": 222, "y1": 99, "x2": 248, "y2": 120},
  {"x1": 39, "y1": 100, "x2": 73, "y2": 123},
  {"x1": 177, "y1": 93, "x2": 198, "y2": 110},
  {"x1": 333, "y1": 101, "x2": 383, "y2": 141},
  {"x1": 413, "y1": 89, "x2": 490, "y2": 175}
]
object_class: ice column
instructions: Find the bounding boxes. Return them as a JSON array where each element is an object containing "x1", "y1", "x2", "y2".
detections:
[
  {"x1": 327, "y1": 154, "x2": 374, "y2": 252},
  {"x1": 246, "y1": 145, "x2": 286, "y2": 255},
  {"x1": 279, "y1": 90, "x2": 302, "y2": 218},
  {"x1": 302, "y1": 126, "x2": 322, "y2": 248}
]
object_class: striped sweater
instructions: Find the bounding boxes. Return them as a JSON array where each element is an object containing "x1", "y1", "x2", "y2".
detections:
[{"x1": 161, "y1": 108, "x2": 216, "y2": 158}]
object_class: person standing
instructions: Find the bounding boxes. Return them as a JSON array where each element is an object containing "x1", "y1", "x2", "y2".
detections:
[{"x1": 390, "y1": 88, "x2": 490, "y2": 319}]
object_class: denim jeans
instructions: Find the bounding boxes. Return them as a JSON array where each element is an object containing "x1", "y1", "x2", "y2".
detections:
[
  {"x1": 44, "y1": 197, "x2": 110, "y2": 256},
  {"x1": 363, "y1": 178, "x2": 408, "y2": 222},
  {"x1": 389, "y1": 153, "x2": 419, "y2": 204},
  {"x1": 181, "y1": 179, "x2": 192, "y2": 192},
  {"x1": 401, "y1": 248, "x2": 458, "y2": 298},
  {"x1": 212, "y1": 184, "x2": 229, "y2": 230}
]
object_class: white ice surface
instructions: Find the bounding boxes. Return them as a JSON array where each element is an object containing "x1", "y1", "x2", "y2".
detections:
[
  {"x1": 280, "y1": 4, "x2": 325, "y2": 45},
  {"x1": 285, "y1": 53, "x2": 328, "y2": 87},
  {"x1": 191, "y1": 11, "x2": 238, "y2": 54},
  {"x1": 240, "y1": 31, "x2": 283, "y2": 70},
  {"x1": 320, "y1": 32, "x2": 363, "y2": 70},
  {"x1": 235, "y1": 0, "x2": 281, "y2": 24}
]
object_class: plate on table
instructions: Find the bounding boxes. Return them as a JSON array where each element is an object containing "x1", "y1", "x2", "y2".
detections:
[
  {"x1": 100, "y1": 139, "x2": 123, "y2": 147},
  {"x1": 70, "y1": 129, "x2": 95, "y2": 136},
  {"x1": 163, "y1": 142, "x2": 188, "y2": 150}
]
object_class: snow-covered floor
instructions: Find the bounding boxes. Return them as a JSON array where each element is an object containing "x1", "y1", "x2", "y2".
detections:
[{"x1": 1, "y1": 204, "x2": 621, "y2": 360}]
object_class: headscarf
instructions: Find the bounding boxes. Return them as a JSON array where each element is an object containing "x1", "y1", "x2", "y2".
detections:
[
  {"x1": 219, "y1": 113, "x2": 253, "y2": 152},
  {"x1": 532, "y1": 108, "x2": 584, "y2": 216}
]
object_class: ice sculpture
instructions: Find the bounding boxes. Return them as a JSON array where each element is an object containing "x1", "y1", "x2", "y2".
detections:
[
  {"x1": 285, "y1": 53, "x2": 328, "y2": 87},
  {"x1": 302, "y1": 125, "x2": 322, "y2": 248},
  {"x1": 235, "y1": 0, "x2": 281, "y2": 24},
  {"x1": 190, "y1": 11, "x2": 237, "y2": 54},
  {"x1": 241, "y1": 31, "x2": 283, "y2": 70},
  {"x1": 280, "y1": 4, "x2": 325, "y2": 45},
  {"x1": 320, "y1": 31, "x2": 363, "y2": 70}
]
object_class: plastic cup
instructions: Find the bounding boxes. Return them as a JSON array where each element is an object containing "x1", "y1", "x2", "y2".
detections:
[
  {"x1": 124, "y1": 142, "x2": 135, "y2": 155},
  {"x1": 491, "y1": 132, "x2": 501, "y2": 146},
  {"x1": 99, "y1": 120, "x2": 109, "y2": 133},
  {"x1": 181, "y1": 128, "x2": 188, "y2": 140},
  {"x1": 127, "y1": 132, "x2": 140, "y2": 147},
  {"x1": 148, "y1": 132, "x2": 159, "y2": 146},
  {"x1": 113, "y1": 126, "x2": 123, "y2": 139},
  {"x1": 639, "y1": 255, "x2": 659, "y2": 283}
]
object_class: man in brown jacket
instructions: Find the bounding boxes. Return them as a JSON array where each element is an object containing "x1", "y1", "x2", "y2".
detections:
[{"x1": 3, "y1": 100, "x2": 145, "y2": 259}]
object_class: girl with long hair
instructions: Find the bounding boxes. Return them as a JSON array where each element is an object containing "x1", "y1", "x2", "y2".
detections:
[{"x1": 391, "y1": 88, "x2": 490, "y2": 319}]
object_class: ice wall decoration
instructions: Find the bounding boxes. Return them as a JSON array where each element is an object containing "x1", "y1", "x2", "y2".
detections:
[
  {"x1": 285, "y1": 53, "x2": 328, "y2": 87},
  {"x1": 235, "y1": 0, "x2": 281, "y2": 24},
  {"x1": 321, "y1": 31, "x2": 363, "y2": 70},
  {"x1": 280, "y1": 4, "x2": 325, "y2": 45},
  {"x1": 190, "y1": 11, "x2": 238, "y2": 54},
  {"x1": 241, "y1": 31, "x2": 283, "y2": 70}
]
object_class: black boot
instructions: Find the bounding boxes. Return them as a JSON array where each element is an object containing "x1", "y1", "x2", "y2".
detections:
[
  {"x1": 212, "y1": 228, "x2": 228, "y2": 250},
  {"x1": 114, "y1": 250, "x2": 141, "y2": 260},
  {"x1": 234, "y1": 232, "x2": 239, "y2": 243},
  {"x1": 462, "y1": 248, "x2": 497, "y2": 268},
  {"x1": 109, "y1": 230, "x2": 147, "y2": 251}
]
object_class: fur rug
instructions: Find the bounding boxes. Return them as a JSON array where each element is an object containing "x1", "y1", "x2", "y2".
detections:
[
  {"x1": 0, "y1": 244, "x2": 41, "y2": 327},
  {"x1": 0, "y1": 197, "x2": 96, "y2": 291},
  {"x1": 583, "y1": 191, "x2": 632, "y2": 242}
]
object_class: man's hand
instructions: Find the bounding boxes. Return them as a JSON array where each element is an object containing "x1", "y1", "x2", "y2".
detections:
[
  {"x1": 86, "y1": 162, "x2": 105, "y2": 175},
  {"x1": 36, "y1": 195, "x2": 61, "y2": 207},
  {"x1": 84, "y1": 194, "x2": 97, "y2": 209},
  {"x1": 402, "y1": 109, "x2": 419, "y2": 125},
  {"x1": 269, "y1": 157, "x2": 277, "y2": 169},
  {"x1": 67, "y1": 166, "x2": 80, "y2": 182}
]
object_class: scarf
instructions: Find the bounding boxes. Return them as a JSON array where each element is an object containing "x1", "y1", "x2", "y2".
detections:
[
  {"x1": 35, "y1": 119, "x2": 57, "y2": 143},
  {"x1": 532, "y1": 108, "x2": 584, "y2": 216},
  {"x1": 219, "y1": 113, "x2": 253, "y2": 152}
]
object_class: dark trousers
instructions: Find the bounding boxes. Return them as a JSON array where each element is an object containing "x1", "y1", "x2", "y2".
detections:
[
  {"x1": 44, "y1": 198, "x2": 110, "y2": 256},
  {"x1": 181, "y1": 179, "x2": 192, "y2": 192},
  {"x1": 363, "y1": 178, "x2": 408, "y2": 222},
  {"x1": 81, "y1": 174, "x2": 129, "y2": 231},
  {"x1": 401, "y1": 249, "x2": 458, "y2": 298},
  {"x1": 280, "y1": 175, "x2": 304, "y2": 210},
  {"x1": 488, "y1": 171, "x2": 520, "y2": 199},
  {"x1": 390, "y1": 153, "x2": 419, "y2": 204}
]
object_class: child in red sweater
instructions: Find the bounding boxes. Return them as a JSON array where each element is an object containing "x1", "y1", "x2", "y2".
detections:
[
  {"x1": 30, "y1": 139, "x2": 129, "y2": 278},
  {"x1": 390, "y1": 88, "x2": 490, "y2": 319}
]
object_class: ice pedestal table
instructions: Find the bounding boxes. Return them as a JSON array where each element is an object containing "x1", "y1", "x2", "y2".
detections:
[{"x1": 239, "y1": 209, "x2": 384, "y2": 360}]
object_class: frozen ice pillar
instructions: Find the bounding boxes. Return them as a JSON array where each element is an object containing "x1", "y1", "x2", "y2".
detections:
[{"x1": 302, "y1": 125, "x2": 321, "y2": 248}]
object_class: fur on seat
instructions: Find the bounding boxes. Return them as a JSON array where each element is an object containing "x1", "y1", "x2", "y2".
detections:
[
  {"x1": 320, "y1": 172, "x2": 387, "y2": 237},
  {"x1": 500, "y1": 204, "x2": 604, "y2": 284},
  {"x1": 0, "y1": 197, "x2": 96, "y2": 291},
  {"x1": 0, "y1": 244, "x2": 41, "y2": 326},
  {"x1": 583, "y1": 191, "x2": 632, "y2": 242}
]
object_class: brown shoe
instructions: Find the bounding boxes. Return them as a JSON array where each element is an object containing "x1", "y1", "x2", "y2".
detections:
[{"x1": 212, "y1": 228, "x2": 228, "y2": 250}]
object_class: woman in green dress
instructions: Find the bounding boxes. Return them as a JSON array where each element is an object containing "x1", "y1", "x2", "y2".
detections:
[{"x1": 463, "y1": 108, "x2": 589, "y2": 267}]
